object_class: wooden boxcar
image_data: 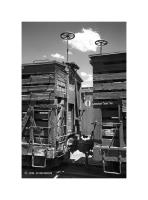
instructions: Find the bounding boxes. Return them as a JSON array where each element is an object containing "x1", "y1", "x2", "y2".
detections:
[
  {"x1": 22, "y1": 60, "x2": 82, "y2": 168},
  {"x1": 89, "y1": 52, "x2": 126, "y2": 174}
]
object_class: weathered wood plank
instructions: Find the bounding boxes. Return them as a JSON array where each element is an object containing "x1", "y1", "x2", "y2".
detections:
[
  {"x1": 22, "y1": 64, "x2": 55, "y2": 74},
  {"x1": 102, "y1": 122, "x2": 120, "y2": 127},
  {"x1": 31, "y1": 74, "x2": 54, "y2": 79},
  {"x1": 56, "y1": 76, "x2": 67, "y2": 83},
  {"x1": 102, "y1": 148, "x2": 126, "y2": 157},
  {"x1": 90, "y1": 52, "x2": 126, "y2": 63},
  {"x1": 22, "y1": 85, "x2": 54, "y2": 93},
  {"x1": 35, "y1": 120, "x2": 48, "y2": 127},
  {"x1": 102, "y1": 137, "x2": 119, "y2": 147},
  {"x1": 34, "y1": 103, "x2": 55, "y2": 108},
  {"x1": 94, "y1": 82, "x2": 126, "y2": 91},
  {"x1": 93, "y1": 91, "x2": 126, "y2": 100},
  {"x1": 34, "y1": 112, "x2": 49, "y2": 120},
  {"x1": 102, "y1": 109, "x2": 118, "y2": 119},
  {"x1": 102, "y1": 139, "x2": 112, "y2": 146},
  {"x1": 55, "y1": 68, "x2": 67, "y2": 91},
  {"x1": 22, "y1": 101, "x2": 55, "y2": 111},
  {"x1": 122, "y1": 99, "x2": 126, "y2": 112},
  {"x1": 22, "y1": 93, "x2": 55, "y2": 101},
  {"x1": 67, "y1": 84, "x2": 75, "y2": 103},
  {"x1": 93, "y1": 63, "x2": 126, "y2": 73},
  {"x1": 55, "y1": 90, "x2": 67, "y2": 98},
  {"x1": 56, "y1": 71, "x2": 67, "y2": 79},
  {"x1": 93, "y1": 72, "x2": 126, "y2": 82},
  {"x1": 103, "y1": 157, "x2": 126, "y2": 162},
  {"x1": 93, "y1": 99, "x2": 120, "y2": 105},
  {"x1": 22, "y1": 74, "x2": 55, "y2": 85}
]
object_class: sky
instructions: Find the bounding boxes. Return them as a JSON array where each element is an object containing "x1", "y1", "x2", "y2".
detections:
[{"x1": 22, "y1": 22, "x2": 126, "y2": 87}]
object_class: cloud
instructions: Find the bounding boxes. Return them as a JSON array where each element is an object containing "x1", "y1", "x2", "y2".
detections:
[
  {"x1": 68, "y1": 28, "x2": 101, "y2": 52},
  {"x1": 43, "y1": 55, "x2": 47, "y2": 58},
  {"x1": 51, "y1": 53, "x2": 65, "y2": 60},
  {"x1": 82, "y1": 82, "x2": 93, "y2": 87},
  {"x1": 80, "y1": 72, "x2": 93, "y2": 87},
  {"x1": 85, "y1": 74, "x2": 93, "y2": 82},
  {"x1": 80, "y1": 72, "x2": 93, "y2": 81},
  {"x1": 80, "y1": 72, "x2": 87, "y2": 77}
]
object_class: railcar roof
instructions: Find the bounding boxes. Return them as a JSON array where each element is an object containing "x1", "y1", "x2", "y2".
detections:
[{"x1": 89, "y1": 52, "x2": 126, "y2": 58}]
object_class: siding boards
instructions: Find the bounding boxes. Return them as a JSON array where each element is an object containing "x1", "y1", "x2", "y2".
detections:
[
  {"x1": 22, "y1": 101, "x2": 55, "y2": 111},
  {"x1": 34, "y1": 112, "x2": 48, "y2": 120},
  {"x1": 93, "y1": 63, "x2": 126, "y2": 73},
  {"x1": 93, "y1": 72, "x2": 126, "y2": 82},
  {"x1": 102, "y1": 139, "x2": 112, "y2": 146},
  {"x1": 122, "y1": 99, "x2": 126, "y2": 112},
  {"x1": 67, "y1": 111, "x2": 74, "y2": 133},
  {"x1": 35, "y1": 120, "x2": 48, "y2": 127},
  {"x1": 102, "y1": 109, "x2": 118, "y2": 119},
  {"x1": 90, "y1": 53, "x2": 126, "y2": 63},
  {"x1": 68, "y1": 84, "x2": 75, "y2": 103},
  {"x1": 22, "y1": 92, "x2": 55, "y2": 101},
  {"x1": 55, "y1": 67, "x2": 67, "y2": 98},
  {"x1": 22, "y1": 64, "x2": 55, "y2": 74},
  {"x1": 22, "y1": 74, "x2": 55, "y2": 85},
  {"x1": 94, "y1": 82, "x2": 126, "y2": 91},
  {"x1": 56, "y1": 70, "x2": 67, "y2": 82},
  {"x1": 93, "y1": 91, "x2": 126, "y2": 100},
  {"x1": 22, "y1": 85, "x2": 54, "y2": 93},
  {"x1": 55, "y1": 90, "x2": 66, "y2": 98}
]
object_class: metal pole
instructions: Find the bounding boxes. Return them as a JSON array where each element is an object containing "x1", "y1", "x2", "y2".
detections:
[
  {"x1": 67, "y1": 39, "x2": 68, "y2": 62},
  {"x1": 60, "y1": 32, "x2": 75, "y2": 63},
  {"x1": 100, "y1": 44, "x2": 102, "y2": 55}
]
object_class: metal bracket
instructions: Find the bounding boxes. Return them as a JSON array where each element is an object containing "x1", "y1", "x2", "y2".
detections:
[
  {"x1": 32, "y1": 149, "x2": 47, "y2": 168},
  {"x1": 102, "y1": 152, "x2": 122, "y2": 175}
]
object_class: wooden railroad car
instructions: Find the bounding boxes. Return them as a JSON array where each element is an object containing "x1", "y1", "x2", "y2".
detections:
[
  {"x1": 89, "y1": 52, "x2": 126, "y2": 175},
  {"x1": 22, "y1": 60, "x2": 82, "y2": 168}
]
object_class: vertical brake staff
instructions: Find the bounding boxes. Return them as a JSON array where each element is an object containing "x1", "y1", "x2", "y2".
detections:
[
  {"x1": 60, "y1": 32, "x2": 75, "y2": 62},
  {"x1": 95, "y1": 39, "x2": 108, "y2": 55}
]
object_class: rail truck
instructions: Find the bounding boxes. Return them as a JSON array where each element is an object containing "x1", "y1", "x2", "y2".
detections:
[{"x1": 22, "y1": 60, "x2": 82, "y2": 168}]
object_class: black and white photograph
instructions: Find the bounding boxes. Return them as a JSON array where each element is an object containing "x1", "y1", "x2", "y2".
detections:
[
  {"x1": 22, "y1": 22, "x2": 126, "y2": 178},
  {"x1": 1, "y1": 0, "x2": 148, "y2": 199}
]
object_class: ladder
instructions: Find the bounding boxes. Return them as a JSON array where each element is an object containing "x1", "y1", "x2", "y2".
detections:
[
  {"x1": 102, "y1": 123, "x2": 122, "y2": 175},
  {"x1": 102, "y1": 151, "x2": 122, "y2": 175},
  {"x1": 32, "y1": 148, "x2": 47, "y2": 168},
  {"x1": 22, "y1": 106, "x2": 33, "y2": 133},
  {"x1": 57, "y1": 100, "x2": 65, "y2": 139}
]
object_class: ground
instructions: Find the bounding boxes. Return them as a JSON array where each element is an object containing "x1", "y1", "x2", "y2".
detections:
[{"x1": 22, "y1": 150, "x2": 126, "y2": 178}]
